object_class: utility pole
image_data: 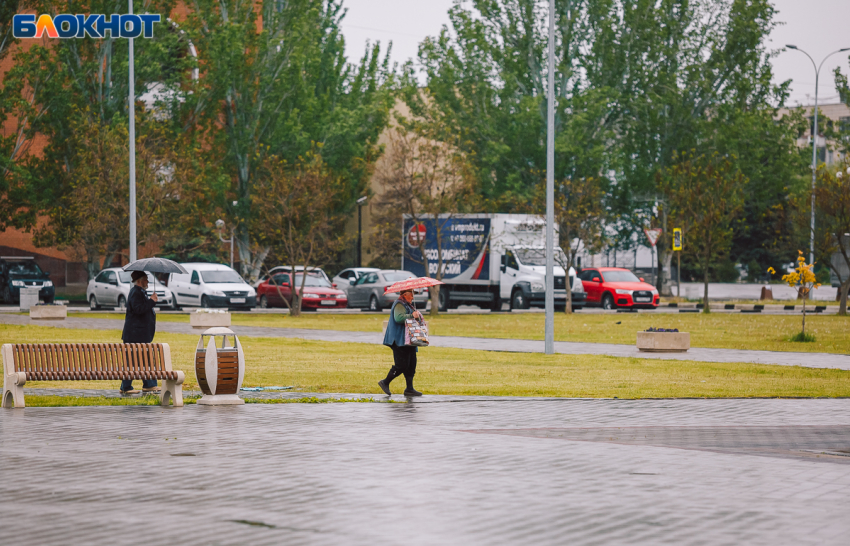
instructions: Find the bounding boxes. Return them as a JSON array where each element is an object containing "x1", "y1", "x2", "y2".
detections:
[
  {"x1": 128, "y1": 0, "x2": 137, "y2": 262},
  {"x1": 544, "y1": 0, "x2": 556, "y2": 355},
  {"x1": 356, "y1": 196, "x2": 367, "y2": 268}
]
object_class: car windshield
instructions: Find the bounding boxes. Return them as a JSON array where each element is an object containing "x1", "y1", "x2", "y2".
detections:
[
  {"x1": 201, "y1": 270, "x2": 244, "y2": 283},
  {"x1": 601, "y1": 270, "x2": 641, "y2": 283},
  {"x1": 117, "y1": 271, "x2": 134, "y2": 283},
  {"x1": 515, "y1": 248, "x2": 568, "y2": 267},
  {"x1": 6, "y1": 261, "x2": 44, "y2": 276},
  {"x1": 382, "y1": 272, "x2": 413, "y2": 283},
  {"x1": 294, "y1": 274, "x2": 331, "y2": 287}
]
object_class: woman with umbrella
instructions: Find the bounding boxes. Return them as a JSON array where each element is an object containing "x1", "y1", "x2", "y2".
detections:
[
  {"x1": 119, "y1": 258, "x2": 188, "y2": 395},
  {"x1": 378, "y1": 276, "x2": 442, "y2": 397}
]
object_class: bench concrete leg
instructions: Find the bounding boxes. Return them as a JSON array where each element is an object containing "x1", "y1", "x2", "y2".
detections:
[
  {"x1": 161, "y1": 372, "x2": 185, "y2": 408},
  {"x1": 3, "y1": 373, "x2": 26, "y2": 409}
]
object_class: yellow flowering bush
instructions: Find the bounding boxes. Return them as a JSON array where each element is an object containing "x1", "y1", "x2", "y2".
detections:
[{"x1": 768, "y1": 251, "x2": 821, "y2": 340}]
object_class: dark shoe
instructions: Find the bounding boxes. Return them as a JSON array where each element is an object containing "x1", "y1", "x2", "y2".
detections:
[
  {"x1": 403, "y1": 388, "x2": 422, "y2": 397},
  {"x1": 378, "y1": 380, "x2": 391, "y2": 396},
  {"x1": 120, "y1": 389, "x2": 140, "y2": 395}
]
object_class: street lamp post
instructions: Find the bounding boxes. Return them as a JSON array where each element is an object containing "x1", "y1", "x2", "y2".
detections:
[
  {"x1": 786, "y1": 45, "x2": 850, "y2": 265},
  {"x1": 356, "y1": 196, "x2": 367, "y2": 268},
  {"x1": 544, "y1": 0, "x2": 556, "y2": 355},
  {"x1": 216, "y1": 219, "x2": 234, "y2": 269}
]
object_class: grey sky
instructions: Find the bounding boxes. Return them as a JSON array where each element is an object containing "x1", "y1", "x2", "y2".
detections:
[{"x1": 339, "y1": 0, "x2": 850, "y2": 107}]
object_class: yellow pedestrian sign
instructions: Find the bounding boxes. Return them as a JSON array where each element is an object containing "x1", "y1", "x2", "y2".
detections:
[{"x1": 673, "y1": 228, "x2": 683, "y2": 251}]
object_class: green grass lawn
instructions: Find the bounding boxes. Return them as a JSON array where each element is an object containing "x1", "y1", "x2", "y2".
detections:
[
  {"x1": 3, "y1": 324, "x2": 849, "y2": 400},
  {"x1": 70, "y1": 310, "x2": 850, "y2": 354}
]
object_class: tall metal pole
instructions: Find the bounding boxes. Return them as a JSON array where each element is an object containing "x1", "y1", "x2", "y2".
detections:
[
  {"x1": 544, "y1": 0, "x2": 556, "y2": 355},
  {"x1": 357, "y1": 205, "x2": 362, "y2": 268},
  {"x1": 128, "y1": 0, "x2": 137, "y2": 262},
  {"x1": 810, "y1": 71, "x2": 819, "y2": 266},
  {"x1": 786, "y1": 45, "x2": 850, "y2": 265}
]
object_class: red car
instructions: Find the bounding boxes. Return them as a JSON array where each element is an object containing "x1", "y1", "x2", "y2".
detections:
[
  {"x1": 257, "y1": 271, "x2": 347, "y2": 310},
  {"x1": 578, "y1": 267, "x2": 659, "y2": 309}
]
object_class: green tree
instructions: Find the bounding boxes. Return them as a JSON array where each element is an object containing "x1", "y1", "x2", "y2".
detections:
[
  {"x1": 804, "y1": 163, "x2": 850, "y2": 315},
  {"x1": 658, "y1": 151, "x2": 745, "y2": 312},
  {"x1": 252, "y1": 150, "x2": 349, "y2": 316},
  {"x1": 182, "y1": 0, "x2": 395, "y2": 280},
  {"x1": 406, "y1": 0, "x2": 797, "y2": 293}
]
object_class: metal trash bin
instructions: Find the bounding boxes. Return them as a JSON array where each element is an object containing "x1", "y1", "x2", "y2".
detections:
[{"x1": 19, "y1": 287, "x2": 40, "y2": 311}]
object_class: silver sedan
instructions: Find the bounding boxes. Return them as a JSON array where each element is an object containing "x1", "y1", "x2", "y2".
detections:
[{"x1": 346, "y1": 270, "x2": 429, "y2": 311}]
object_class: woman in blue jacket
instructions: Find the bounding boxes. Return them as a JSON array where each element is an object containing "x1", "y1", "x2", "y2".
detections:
[{"x1": 379, "y1": 289, "x2": 423, "y2": 397}]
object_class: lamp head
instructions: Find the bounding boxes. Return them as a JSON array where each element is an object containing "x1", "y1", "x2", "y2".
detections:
[
  {"x1": 786, "y1": 44, "x2": 798, "y2": 50},
  {"x1": 215, "y1": 219, "x2": 225, "y2": 229},
  {"x1": 356, "y1": 196, "x2": 368, "y2": 205},
  {"x1": 841, "y1": 48, "x2": 850, "y2": 52}
]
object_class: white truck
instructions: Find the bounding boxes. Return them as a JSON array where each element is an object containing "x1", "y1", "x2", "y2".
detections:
[{"x1": 402, "y1": 214, "x2": 585, "y2": 311}]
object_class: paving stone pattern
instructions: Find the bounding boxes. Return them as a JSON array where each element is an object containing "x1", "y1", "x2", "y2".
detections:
[
  {"x1": 2, "y1": 398, "x2": 850, "y2": 545},
  {"x1": 2, "y1": 314, "x2": 849, "y2": 370}
]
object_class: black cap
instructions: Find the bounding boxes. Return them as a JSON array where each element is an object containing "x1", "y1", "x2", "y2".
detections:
[{"x1": 130, "y1": 270, "x2": 147, "y2": 282}]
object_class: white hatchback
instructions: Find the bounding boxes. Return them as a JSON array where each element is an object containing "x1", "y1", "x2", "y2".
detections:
[
  {"x1": 169, "y1": 263, "x2": 257, "y2": 309},
  {"x1": 87, "y1": 268, "x2": 174, "y2": 310}
]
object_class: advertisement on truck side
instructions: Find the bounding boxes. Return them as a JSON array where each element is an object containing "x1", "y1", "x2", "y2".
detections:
[{"x1": 403, "y1": 217, "x2": 491, "y2": 281}]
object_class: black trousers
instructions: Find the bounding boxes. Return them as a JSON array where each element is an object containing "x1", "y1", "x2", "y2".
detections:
[{"x1": 387, "y1": 344, "x2": 417, "y2": 387}]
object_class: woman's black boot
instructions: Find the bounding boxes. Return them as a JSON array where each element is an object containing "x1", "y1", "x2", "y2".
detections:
[
  {"x1": 403, "y1": 374, "x2": 422, "y2": 397},
  {"x1": 378, "y1": 366, "x2": 400, "y2": 396}
]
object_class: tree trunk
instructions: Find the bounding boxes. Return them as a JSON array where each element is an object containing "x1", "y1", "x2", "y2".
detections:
[
  {"x1": 430, "y1": 284, "x2": 440, "y2": 317},
  {"x1": 564, "y1": 283, "x2": 572, "y2": 314},
  {"x1": 702, "y1": 256, "x2": 710, "y2": 314},
  {"x1": 801, "y1": 291, "x2": 806, "y2": 336},
  {"x1": 839, "y1": 280, "x2": 849, "y2": 316}
]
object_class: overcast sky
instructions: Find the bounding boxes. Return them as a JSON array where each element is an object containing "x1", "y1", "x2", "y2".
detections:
[{"x1": 339, "y1": 0, "x2": 850, "y2": 107}]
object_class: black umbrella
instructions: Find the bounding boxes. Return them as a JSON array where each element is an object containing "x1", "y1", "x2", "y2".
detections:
[{"x1": 123, "y1": 258, "x2": 188, "y2": 294}]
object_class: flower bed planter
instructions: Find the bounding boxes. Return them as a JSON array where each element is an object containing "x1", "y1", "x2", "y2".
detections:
[
  {"x1": 29, "y1": 305, "x2": 67, "y2": 320},
  {"x1": 190, "y1": 311, "x2": 231, "y2": 330},
  {"x1": 636, "y1": 331, "x2": 690, "y2": 353}
]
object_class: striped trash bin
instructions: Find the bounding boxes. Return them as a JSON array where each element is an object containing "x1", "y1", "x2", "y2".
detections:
[{"x1": 195, "y1": 327, "x2": 245, "y2": 405}]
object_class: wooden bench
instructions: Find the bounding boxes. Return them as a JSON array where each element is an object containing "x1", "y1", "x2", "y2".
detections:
[{"x1": 2, "y1": 343, "x2": 184, "y2": 408}]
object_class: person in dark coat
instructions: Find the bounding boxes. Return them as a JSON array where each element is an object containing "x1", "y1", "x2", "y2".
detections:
[
  {"x1": 120, "y1": 270, "x2": 159, "y2": 394},
  {"x1": 379, "y1": 289, "x2": 423, "y2": 397}
]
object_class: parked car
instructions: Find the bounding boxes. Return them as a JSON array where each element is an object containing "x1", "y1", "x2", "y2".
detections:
[
  {"x1": 254, "y1": 265, "x2": 331, "y2": 288},
  {"x1": 257, "y1": 271, "x2": 347, "y2": 310},
  {"x1": 0, "y1": 256, "x2": 54, "y2": 304},
  {"x1": 87, "y1": 268, "x2": 174, "y2": 310},
  {"x1": 169, "y1": 263, "x2": 257, "y2": 309},
  {"x1": 332, "y1": 267, "x2": 379, "y2": 295},
  {"x1": 578, "y1": 267, "x2": 659, "y2": 309},
  {"x1": 346, "y1": 270, "x2": 429, "y2": 311}
]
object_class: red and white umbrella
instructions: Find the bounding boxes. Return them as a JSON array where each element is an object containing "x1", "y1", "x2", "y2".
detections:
[{"x1": 384, "y1": 276, "x2": 444, "y2": 294}]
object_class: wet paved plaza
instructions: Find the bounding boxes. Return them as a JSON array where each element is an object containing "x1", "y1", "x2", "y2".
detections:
[{"x1": 2, "y1": 397, "x2": 850, "y2": 545}]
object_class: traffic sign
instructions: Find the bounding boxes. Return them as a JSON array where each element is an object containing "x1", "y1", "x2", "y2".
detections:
[
  {"x1": 673, "y1": 228, "x2": 683, "y2": 251},
  {"x1": 644, "y1": 228, "x2": 662, "y2": 248}
]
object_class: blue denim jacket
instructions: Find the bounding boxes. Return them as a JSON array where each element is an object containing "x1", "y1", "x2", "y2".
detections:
[{"x1": 382, "y1": 300, "x2": 417, "y2": 351}]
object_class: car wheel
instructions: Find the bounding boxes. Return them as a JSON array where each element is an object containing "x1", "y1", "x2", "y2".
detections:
[
  {"x1": 437, "y1": 287, "x2": 449, "y2": 312},
  {"x1": 511, "y1": 290, "x2": 529, "y2": 310},
  {"x1": 170, "y1": 297, "x2": 180, "y2": 310},
  {"x1": 601, "y1": 294, "x2": 615, "y2": 310},
  {"x1": 489, "y1": 295, "x2": 502, "y2": 312},
  {"x1": 259, "y1": 295, "x2": 269, "y2": 309},
  {"x1": 369, "y1": 295, "x2": 380, "y2": 312},
  {"x1": 201, "y1": 295, "x2": 212, "y2": 308},
  {"x1": 117, "y1": 295, "x2": 126, "y2": 309},
  {"x1": 89, "y1": 295, "x2": 100, "y2": 310}
]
